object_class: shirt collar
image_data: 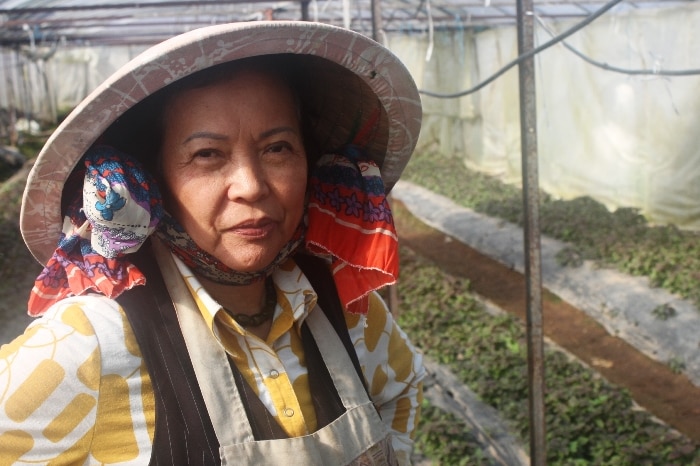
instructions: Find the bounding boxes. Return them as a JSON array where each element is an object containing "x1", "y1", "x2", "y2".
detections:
[{"x1": 171, "y1": 254, "x2": 318, "y2": 340}]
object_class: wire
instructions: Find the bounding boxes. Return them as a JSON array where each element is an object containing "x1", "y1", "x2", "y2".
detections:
[
  {"x1": 417, "y1": 0, "x2": 629, "y2": 98},
  {"x1": 535, "y1": 15, "x2": 700, "y2": 77},
  {"x1": 419, "y1": 0, "x2": 624, "y2": 97}
]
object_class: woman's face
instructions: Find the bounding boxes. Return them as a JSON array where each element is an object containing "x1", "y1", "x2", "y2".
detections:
[{"x1": 160, "y1": 68, "x2": 308, "y2": 273}]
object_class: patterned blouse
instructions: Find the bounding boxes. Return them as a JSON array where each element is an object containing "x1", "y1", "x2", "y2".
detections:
[{"x1": 0, "y1": 256, "x2": 425, "y2": 465}]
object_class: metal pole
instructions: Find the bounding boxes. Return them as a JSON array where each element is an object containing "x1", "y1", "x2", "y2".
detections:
[
  {"x1": 370, "y1": 0, "x2": 383, "y2": 42},
  {"x1": 341, "y1": 0, "x2": 350, "y2": 29},
  {"x1": 516, "y1": 0, "x2": 546, "y2": 464},
  {"x1": 300, "y1": 0, "x2": 310, "y2": 21}
]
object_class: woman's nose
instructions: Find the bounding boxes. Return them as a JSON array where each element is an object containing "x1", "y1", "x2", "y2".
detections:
[{"x1": 225, "y1": 157, "x2": 270, "y2": 202}]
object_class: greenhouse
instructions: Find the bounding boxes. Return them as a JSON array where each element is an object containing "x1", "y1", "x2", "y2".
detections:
[{"x1": 0, "y1": 0, "x2": 699, "y2": 464}]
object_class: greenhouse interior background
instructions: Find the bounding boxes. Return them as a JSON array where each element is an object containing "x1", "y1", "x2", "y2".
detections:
[
  {"x1": 1, "y1": 0, "x2": 698, "y2": 229},
  {"x1": 1, "y1": 1, "x2": 700, "y2": 464}
]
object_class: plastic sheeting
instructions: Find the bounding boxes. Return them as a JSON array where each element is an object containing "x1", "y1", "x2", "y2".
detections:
[
  {"x1": 48, "y1": 46, "x2": 148, "y2": 112},
  {"x1": 389, "y1": 3, "x2": 700, "y2": 230},
  {"x1": 0, "y1": 44, "x2": 147, "y2": 120}
]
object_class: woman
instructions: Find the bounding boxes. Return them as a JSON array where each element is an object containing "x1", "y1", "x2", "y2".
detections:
[{"x1": 1, "y1": 21, "x2": 424, "y2": 465}]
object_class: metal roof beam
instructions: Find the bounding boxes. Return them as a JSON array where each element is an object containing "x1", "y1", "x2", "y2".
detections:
[{"x1": 0, "y1": 0, "x2": 279, "y2": 15}]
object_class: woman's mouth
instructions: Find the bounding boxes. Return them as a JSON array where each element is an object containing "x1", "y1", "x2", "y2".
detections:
[{"x1": 230, "y1": 219, "x2": 276, "y2": 238}]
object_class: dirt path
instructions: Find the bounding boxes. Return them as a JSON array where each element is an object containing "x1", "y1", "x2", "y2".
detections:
[{"x1": 393, "y1": 199, "x2": 700, "y2": 443}]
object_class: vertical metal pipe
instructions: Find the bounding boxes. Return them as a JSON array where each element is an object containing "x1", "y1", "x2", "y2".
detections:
[
  {"x1": 370, "y1": 0, "x2": 383, "y2": 42},
  {"x1": 515, "y1": 0, "x2": 547, "y2": 464},
  {"x1": 300, "y1": 0, "x2": 310, "y2": 21},
  {"x1": 342, "y1": 0, "x2": 351, "y2": 29}
]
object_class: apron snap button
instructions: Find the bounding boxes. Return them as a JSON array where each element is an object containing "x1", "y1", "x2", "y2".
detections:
[{"x1": 284, "y1": 408, "x2": 295, "y2": 417}]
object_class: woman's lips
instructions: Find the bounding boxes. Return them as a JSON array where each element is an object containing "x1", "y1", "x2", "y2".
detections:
[{"x1": 229, "y1": 219, "x2": 276, "y2": 238}]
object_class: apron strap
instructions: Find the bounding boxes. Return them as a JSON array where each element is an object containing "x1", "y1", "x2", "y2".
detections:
[
  {"x1": 118, "y1": 240, "x2": 220, "y2": 465},
  {"x1": 293, "y1": 253, "x2": 371, "y2": 400},
  {"x1": 304, "y1": 308, "x2": 373, "y2": 409},
  {"x1": 151, "y1": 237, "x2": 255, "y2": 447}
]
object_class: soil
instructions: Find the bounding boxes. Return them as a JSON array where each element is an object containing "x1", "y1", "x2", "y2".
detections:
[{"x1": 392, "y1": 199, "x2": 700, "y2": 444}]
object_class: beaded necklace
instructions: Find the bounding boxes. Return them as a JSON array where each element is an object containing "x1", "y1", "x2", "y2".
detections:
[{"x1": 223, "y1": 277, "x2": 277, "y2": 327}]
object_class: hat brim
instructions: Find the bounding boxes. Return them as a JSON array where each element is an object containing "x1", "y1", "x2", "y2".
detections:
[{"x1": 20, "y1": 21, "x2": 422, "y2": 265}]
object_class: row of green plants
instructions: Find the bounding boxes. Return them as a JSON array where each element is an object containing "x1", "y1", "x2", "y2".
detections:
[
  {"x1": 414, "y1": 401, "x2": 491, "y2": 465},
  {"x1": 401, "y1": 150, "x2": 700, "y2": 309},
  {"x1": 397, "y1": 246, "x2": 700, "y2": 465}
]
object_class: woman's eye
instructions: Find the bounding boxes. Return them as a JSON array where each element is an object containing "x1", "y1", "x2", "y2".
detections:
[
  {"x1": 193, "y1": 149, "x2": 219, "y2": 159},
  {"x1": 266, "y1": 142, "x2": 293, "y2": 154}
]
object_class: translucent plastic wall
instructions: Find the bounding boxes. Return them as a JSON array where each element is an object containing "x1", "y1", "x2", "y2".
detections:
[{"x1": 389, "y1": 3, "x2": 700, "y2": 229}]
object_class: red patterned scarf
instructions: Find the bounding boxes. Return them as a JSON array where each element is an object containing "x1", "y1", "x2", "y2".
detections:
[{"x1": 306, "y1": 145, "x2": 398, "y2": 315}]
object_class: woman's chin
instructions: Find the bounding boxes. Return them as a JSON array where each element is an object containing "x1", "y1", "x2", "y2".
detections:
[{"x1": 215, "y1": 248, "x2": 278, "y2": 273}]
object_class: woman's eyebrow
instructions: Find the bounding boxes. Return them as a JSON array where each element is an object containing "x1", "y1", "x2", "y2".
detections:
[
  {"x1": 183, "y1": 127, "x2": 297, "y2": 144},
  {"x1": 183, "y1": 131, "x2": 228, "y2": 144},
  {"x1": 259, "y1": 126, "x2": 297, "y2": 139}
]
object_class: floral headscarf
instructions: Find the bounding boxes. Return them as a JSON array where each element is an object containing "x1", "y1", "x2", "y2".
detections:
[{"x1": 28, "y1": 146, "x2": 163, "y2": 316}]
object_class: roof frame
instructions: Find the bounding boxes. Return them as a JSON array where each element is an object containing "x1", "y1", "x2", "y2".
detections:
[{"x1": 0, "y1": 0, "x2": 687, "y2": 47}]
